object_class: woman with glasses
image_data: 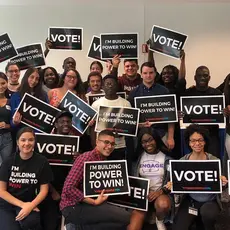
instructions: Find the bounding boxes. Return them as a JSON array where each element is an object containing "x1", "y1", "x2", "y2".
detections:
[
  {"x1": 48, "y1": 68, "x2": 86, "y2": 108},
  {"x1": 171, "y1": 124, "x2": 228, "y2": 230},
  {"x1": 132, "y1": 127, "x2": 173, "y2": 230},
  {"x1": 5, "y1": 63, "x2": 21, "y2": 98}
]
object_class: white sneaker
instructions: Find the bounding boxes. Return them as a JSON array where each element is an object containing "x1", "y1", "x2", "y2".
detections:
[{"x1": 156, "y1": 217, "x2": 167, "y2": 230}]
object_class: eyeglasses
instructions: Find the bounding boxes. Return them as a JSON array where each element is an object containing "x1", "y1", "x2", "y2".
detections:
[
  {"x1": 189, "y1": 139, "x2": 205, "y2": 144},
  {"x1": 98, "y1": 139, "x2": 116, "y2": 147},
  {"x1": 66, "y1": 75, "x2": 77, "y2": 80},
  {"x1": 141, "y1": 137, "x2": 154, "y2": 145}
]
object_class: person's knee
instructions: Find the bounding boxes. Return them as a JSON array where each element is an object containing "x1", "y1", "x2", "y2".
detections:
[
  {"x1": 200, "y1": 204, "x2": 219, "y2": 222},
  {"x1": 155, "y1": 196, "x2": 171, "y2": 213},
  {"x1": 19, "y1": 211, "x2": 41, "y2": 230}
]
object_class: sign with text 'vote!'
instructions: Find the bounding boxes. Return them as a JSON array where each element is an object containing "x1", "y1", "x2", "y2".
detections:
[
  {"x1": 49, "y1": 27, "x2": 83, "y2": 50},
  {"x1": 10, "y1": 43, "x2": 46, "y2": 70},
  {"x1": 87, "y1": 35, "x2": 106, "y2": 62},
  {"x1": 0, "y1": 33, "x2": 17, "y2": 63},
  {"x1": 95, "y1": 106, "x2": 140, "y2": 137},
  {"x1": 149, "y1": 25, "x2": 188, "y2": 59},
  {"x1": 100, "y1": 33, "x2": 138, "y2": 59},
  {"x1": 14, "y1": 93, "x2": 60, "y2": 133},
  {"x1": 180, "y1": 95, "x2": 225, "y2": 126},
  {"x1": 170, "y1": 160, "x2": 222, "y2": 193},
  {"x1": 108, "y1": 176, "x2": 149, "y2": 211},
  {"x1": 87, "y1": 92, "x2": 126, "y2": 106},
  {"x1": 134, "y1": 94, "x2": 178, "y2": 124},
  {"x1": 35, "y1": 133, "x2": 79, "y2": 166},
  {"x1": 59, "y1": 91, "x2": 97, "y2": 134},
  {"x1": 84, "y1": 160, "x2": 130, "y2": 197}
]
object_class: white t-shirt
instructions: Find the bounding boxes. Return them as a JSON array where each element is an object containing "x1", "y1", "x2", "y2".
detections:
[
  {"x1": 92, "y1": 96, "x2": 131, "y2": 149},
  {"x1": 139, "y1": 151, "x2": 165, "y2": 191}
]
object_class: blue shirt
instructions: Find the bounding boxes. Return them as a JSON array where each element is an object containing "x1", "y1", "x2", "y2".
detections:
[{"x1": 128, "y1": 83, "x2": 169, "y2": 137}]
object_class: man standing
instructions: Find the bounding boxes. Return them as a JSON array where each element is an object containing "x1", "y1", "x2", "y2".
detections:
[
  {"x1": 60, "y1": 130, "x2": 144, "y2": 230},
  {"x1": 111, "y1": 58, "x2": 142, "y2": 97},
  {"x1": 128, "y1": 62, "x2": 175, "y2": 151},
  {"x1": 91, "y1": 75, "x2": 131, "y2": 161},
  {"x1": 182, "y1": 66, "x2": 222, "y2": 157}
]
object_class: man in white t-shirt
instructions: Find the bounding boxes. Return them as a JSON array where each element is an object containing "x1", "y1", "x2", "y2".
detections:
[{"x1": 91, "y1": 75, "x2": 131, "y2": 162}]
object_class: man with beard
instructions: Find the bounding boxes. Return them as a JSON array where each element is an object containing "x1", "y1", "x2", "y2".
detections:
[{"x1": 182, "y1": 66, "x2": 222, "y2": 158}]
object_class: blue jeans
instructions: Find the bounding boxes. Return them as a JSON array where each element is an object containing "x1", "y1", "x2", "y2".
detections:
[{"x1": 0, "y1": 132, "x2": 13, "y2": 165}]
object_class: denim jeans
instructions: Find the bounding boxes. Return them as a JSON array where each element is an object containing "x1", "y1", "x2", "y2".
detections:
[{"x1": 0, "y1": 132, "x2": 13, "y2": 165}]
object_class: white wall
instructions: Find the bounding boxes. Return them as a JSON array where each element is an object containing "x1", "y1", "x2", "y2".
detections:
[{"x1": 0, "y1": 0, "x2": 230, "y2": 88}]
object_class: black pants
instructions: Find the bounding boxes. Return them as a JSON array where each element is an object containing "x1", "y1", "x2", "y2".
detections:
[
  {"x1": 172, "y1": 196, "x2": 220, "y2": 230},
  {"x1": 0, "y1": 200, "x2": 42, "y2": 230},
  {"x1": 62, "y1": 202, "x2": 130, "y2": 230}
]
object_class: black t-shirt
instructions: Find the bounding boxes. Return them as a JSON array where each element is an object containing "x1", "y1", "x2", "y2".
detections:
[
  {"x1": 183, "y1": 86, "x2": 221, "y2": 96},
  {"x1": 0, "y1": 99, "x2": 11, "y2": 134},
  {"x1": 0, "y1": 152, "x2": 53, "y2": 202}
]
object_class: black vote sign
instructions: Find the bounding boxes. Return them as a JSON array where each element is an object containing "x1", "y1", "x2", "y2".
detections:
[
  {"x1": 95, "y1": 106, "x2": 140, "y2": 137},
  {"x1": 87, "y1": 35, "x2": 106, "y2": 62},
  {"x1": 49, "y1": 27, "x2": 82, "y2": 50},
  {"x1": 170, "y1": 160, "x2": 222, "y2": 193},
  {"x1": 0, "y1": 33, "x2": 17, "y2": 63},
  {"x1": 59, "y1": 91, "x2": 97, "y2": 134},
  {"x1": 100, "y1": 33, "x2": 138, "y2": 59},
  {"x1": 180, "y1": 95, "x2": 225, "y2": 125},
  {"x1": 134, "y1": 94, "x2": 178, "y2": 124},
  {"x1": 35, "y1": 133, "x2": 79, "y2": 165},
  {"x1": 149, "y1": 25, "x2": 187, "y2": 59},
  {"x1": 84, "y1": 160, "x2": 130, "y2": 197},
  {"x1": 10, "y1": 43, "x2": 45, "y2": 70},
  {"x1": 108, "y1": 176, "x2": 149, "y2": 211},
  {"x1": 15, "y1": 93, "x2": 60, "y2": 133}
]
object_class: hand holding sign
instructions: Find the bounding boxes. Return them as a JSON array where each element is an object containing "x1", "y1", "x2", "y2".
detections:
[
  {"x1": 94, "y1": 189, "x2": 108, "y2": 205},
  {"x1": 13, "y1": 111, "x2": 22, "y2": 125},
  {"x1": 221, "y1": 176, "x2": 228, "y2": 187}
]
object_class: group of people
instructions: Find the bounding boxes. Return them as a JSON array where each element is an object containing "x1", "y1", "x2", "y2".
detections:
[{"x1": 0, "y1": 44, "x2": 229, "y2": 230}]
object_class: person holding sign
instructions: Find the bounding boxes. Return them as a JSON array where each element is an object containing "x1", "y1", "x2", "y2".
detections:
[
  {"x1": 128, "y1": 62, "x2": 175, "y2": 151},
  {"x1": 171, "y1": 124, "x2": 228, "y2": 230},
  {"x1": 0, "y1": 127, "x2": 53, "y2": 230},
  {"x1": 60, "y1": 130, "x2": 143, "y2": 230},
  {"x1": 40, "y1": 67, "x2": 59, "y2": 93},
  {"x1": 91, "y1": 75, "x2": 131, "y2": 161},
  {"x1": 133, "y1": 127, "x2": 173, "y2": 230},
  {"x1": 0, "y1": 73, "x2": 13, "y2": 165},
  {"x1": 11, "y1": 67, "x2": 48, "y2": 128},
  {"x1": 48, "y1": 68, "x2": 86, "y2": 108},
  {"x1": 182, "y1": 66, "x2": 223, "y2": 158},
  {"x1": 5, "y1": 62, "x2": 21, "y2": 98},
  {"x1": 110, "y1": 58, "x2": 142, "y2": 97}
]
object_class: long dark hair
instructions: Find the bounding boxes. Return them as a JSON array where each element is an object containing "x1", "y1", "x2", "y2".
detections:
[
  {"x1": 0, "y1": 72, "x2": 8, "y2": 97},
  {"x1": 59, "y1": 68, "x2": 85, "y2": 99},
  {"x1": 40, "y1": 66, "x2": 59, "y2": 87},
  {"x1": 134, "y1": 127, "x2": 169, "y2": 161},
  {"x1": 18, "y1": 67, "x2": 46, "y2": 101}
]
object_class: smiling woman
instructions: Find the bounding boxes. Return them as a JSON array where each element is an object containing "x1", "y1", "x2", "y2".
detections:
[{"x1": 0, "y1": 127, "x2": 53, "y2": 230}]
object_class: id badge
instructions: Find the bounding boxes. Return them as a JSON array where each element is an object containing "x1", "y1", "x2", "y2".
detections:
[{"x1": 188, "y1": 207, "x2": 198, "y2": 216}]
